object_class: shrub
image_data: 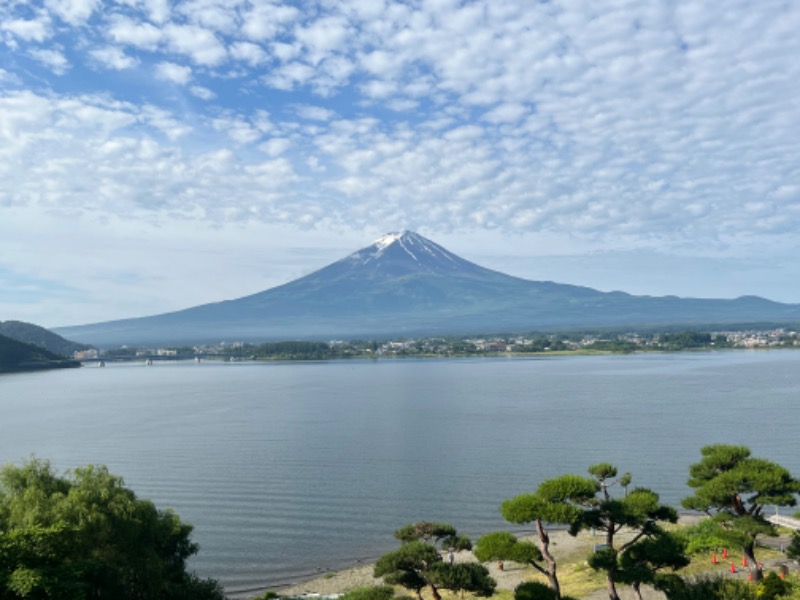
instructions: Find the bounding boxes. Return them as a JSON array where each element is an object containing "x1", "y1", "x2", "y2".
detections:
[
  {"x1": 660, "y1": 575, "x2": 756, "y2": 600},
  {"x1": 679, "y1": 518, "x2": 733, "y2": 555},
  {"x1": 757, "y1": 572, "x2": 792, "y2": 600},
  {"x1": 340, "y1": 585, "x2": 397, "y2": 600},
  {"x1": 514, "y1": 581, "x2": 578, "y2": 600}
]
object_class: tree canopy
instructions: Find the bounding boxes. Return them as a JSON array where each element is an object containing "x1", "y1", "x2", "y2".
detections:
[
  {"x1": 478, "y1": 474, "x2": 599, "y2": 599},
  {"x1": 0, "y1": 458, "x2": 225, "y2": 600},
  {"x1": 681, "y1": 444, "x2": 800, "y2": 580},
  {"x1": 374, "y1": 522, "x2": 494, "y2": 600}
]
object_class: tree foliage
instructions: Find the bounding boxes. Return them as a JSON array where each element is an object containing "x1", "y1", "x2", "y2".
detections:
[
  {"x1": 681, "y1": 444, "x2": 800, "y2": 580},
  {"x1": 544, "y1": 464, "x2": 681, "y2": 600},
  {"x1": 514, "y1": 581, "x2": 579, "y2": 600},
  {"x1": 482, "y1": 474, "x2": 600, "y2": 598},
  {"x1": 786, "y1": 531, "x2": 800, "y2": 561},
  {"x1": 614, "y1": 531, "x2": 689, "y2": 598},
  {"x1": 394, "y1": 522, "x2": 471, "y2": 551},
  {"x1": 338, "y1": 585, "x2": 398, "y2": 600},
  {"x1": 374, "y1": 523, "x2": 493, "y2": 600},
  {"x1": 474, "y1": 532, "x2": 541, "y2": 565},
  {"x1": 0, "y1": 458, "x2": 225, "y2": 600},
  {"x1": 659, "y1": 576, "x2": 757, "y2": 600},
  {"x1": 678, "y1": 518, "x2": 735, "y2": 555},
  {"x1": 0, "y1": 334, "x2": 79, "y2": 373}
]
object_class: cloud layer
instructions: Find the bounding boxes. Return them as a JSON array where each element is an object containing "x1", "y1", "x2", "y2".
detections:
[{"x1": 2, "y1": 0, "x2": 798, "y2": 243}]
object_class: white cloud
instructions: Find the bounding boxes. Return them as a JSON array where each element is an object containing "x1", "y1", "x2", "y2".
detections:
[
  {"x1": 154, "y1": 61, "x2": 192, "y2": 85},
  {"x1": 240, "y1": 2, "x2": 299, "y2": 41},
  {"x1": 482, "y1": 103, "x2": 528, "y2": 124},
  {"x1": 0, "y1": 69, "x2": 21, "y2": 85},
  {"x1": 178, "y1": 0, "x2": 238, "y2": 33},
  {"x1": 139, "y1": 104, "x2": 192, "y2": 139},
  {"x1": 89, "y1": 46, "x2": 139, "y2": 70},
  {"x1": 294, "y1": 15, "x2": 350, "y2": 66},
  {"x1": 229, "y1": 41, "x2": 268, "y2": 66},
  {"x1": 360, "y1": 50, "x2": 400, "y2": 77},
  {"x1": 143, "y1": 0, "x2": 171, "y2": 24},
  {"x1": 29, "y1": 48, "x2": 71, "y2": 75},
  {"x1": 107, "y1": 15, "x2": 163, "y2": 50},
  {"x1": 294, "y1": 105, "x2": 335, "y2": 121},
  {"x1": 1, "y1": 16, "x2": 52, "y2": 42},
  {"x1": 359, "y1": 79, "x2": 397, "y2": 100},
  {"x1": 263, "y1": 62, "x2": 315, "y2": 90},
  {"x1": 271, "y1": 41, "x2": 300, "y2": 61},
  {"x1": 211, "y1": 115, "x2": 262, "y2": 144},
  {"x1": 44, "y1": 0, "x2": 100, "y2": 25},
  {"x1": 164, "y1": 23, "x2": 227, "y2": 66},
  {"x1": 260, "y1": 137, "x2": 291, "y2": 157},
  {"x1": 190, "y1": 85, "x2": 215, "y2": 100}
]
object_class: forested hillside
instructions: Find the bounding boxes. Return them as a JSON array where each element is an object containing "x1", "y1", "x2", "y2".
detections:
[
  {"x1": 0, "y1": 320, "x2": 92, "y2": 357},
  {"x1": 0, "y1": 333, "x2": 80, "y2": 373}
]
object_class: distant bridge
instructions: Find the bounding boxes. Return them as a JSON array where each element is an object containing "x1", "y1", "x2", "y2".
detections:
[{"x1": 79, "y1": 354, "x2": 229, "y2": 365}]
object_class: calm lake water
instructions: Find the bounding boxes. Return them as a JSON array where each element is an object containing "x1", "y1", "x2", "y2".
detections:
[{"x1": 1, "y1": 351, "x2": 799, "y2": 596}]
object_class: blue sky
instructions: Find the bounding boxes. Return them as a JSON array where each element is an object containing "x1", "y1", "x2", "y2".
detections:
[{"x1": 1, "y1": 0, "x2": 799, "y2": 328}]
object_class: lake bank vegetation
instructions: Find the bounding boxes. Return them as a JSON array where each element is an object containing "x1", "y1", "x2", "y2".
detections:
[{"x1": 3, "y1": 446, "x2": 800, "y2": 600}]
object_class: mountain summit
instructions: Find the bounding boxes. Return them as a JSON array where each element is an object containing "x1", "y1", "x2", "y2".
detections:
[
  {"x1": 54, "y1": 231, "x2": 800, "y2": 346},
  {"x1": 337, "y1": 230, "x2": 485, "y2": 277}
]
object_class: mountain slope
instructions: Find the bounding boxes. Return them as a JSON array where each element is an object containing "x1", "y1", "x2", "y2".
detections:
[{"x1": 53, "y1": 231, "x2": 800, "y2": 346}]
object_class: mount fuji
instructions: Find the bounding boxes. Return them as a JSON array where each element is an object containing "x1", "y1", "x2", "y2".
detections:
[{"x1": 54, "y1": 231, "x2": 800, "y2": 346}]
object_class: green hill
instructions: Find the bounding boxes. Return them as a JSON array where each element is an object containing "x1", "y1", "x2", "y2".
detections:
[
  {"x1": 0, "y1": 320, "x2": 92, "y2": 357},
  {"x1": 0, "y1": 333, "x2": 80, "y2": 373}
]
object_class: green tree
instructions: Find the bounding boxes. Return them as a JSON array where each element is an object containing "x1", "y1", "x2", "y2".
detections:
[
  {"x1": 681, "y1": 445, "x2": 800, "y2": 581},
  {"x1": 477, "y1": 474, "x2": 598, "y2": 598},
  {"x1": 576, "y1": 464, "x2": 678, "y2": 600},
  {"x1": 374, "y1": 523, "x2": 494, "y2": 600},
  {"x1": 613, "y1": 531, "x2": 689, "y2": 600},
  {"x1": 518, "y1": 464, "x2": 677, "y2": 600},
  {"x1": 394, "y1": 522, "x2": 470, "y2": 551},
  {"x1": 0, "y1": 458, "x2": 225, "y2": 600},
  {"x1": 786, "y1": 530, "x2": 800, "y2": 561}
]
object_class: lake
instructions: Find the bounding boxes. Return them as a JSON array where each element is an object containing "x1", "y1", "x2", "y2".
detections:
[{"x1": 1, "y1": 350, "x2": 799, "y2": 597}]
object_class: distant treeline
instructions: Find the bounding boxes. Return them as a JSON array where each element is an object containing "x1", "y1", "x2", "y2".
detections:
[
  {"x1": 252, "y1": 341, "x2": 337, "y2": 359},
  {"x1": 226, "y1": 341, "x2": 349, "y2": 360}
]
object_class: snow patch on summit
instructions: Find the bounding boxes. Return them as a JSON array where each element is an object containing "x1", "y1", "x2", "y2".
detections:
[
  {"x1": 373, "y1": 231, "x2": 408, "y2": 251},
  {"x1": 339, "y1": 230, "x2": 470, "y2": 273}
]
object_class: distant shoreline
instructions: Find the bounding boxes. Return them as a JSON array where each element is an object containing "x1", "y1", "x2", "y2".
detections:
[{"x1": 78, "y1": 344, "x2": 798, "y2": 368}]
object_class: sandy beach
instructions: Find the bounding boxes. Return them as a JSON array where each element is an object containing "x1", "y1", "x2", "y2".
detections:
[
  {"x1": 276, "y1": 527, "x2": 666, "y2": 600},
  {"x1": 271, "y1": 515, "x2": 793, "y2": 600}
]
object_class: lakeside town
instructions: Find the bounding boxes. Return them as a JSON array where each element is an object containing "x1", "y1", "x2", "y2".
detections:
[{"x1": 73, "y1": 328, "x2": 800, "y2": 362}]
